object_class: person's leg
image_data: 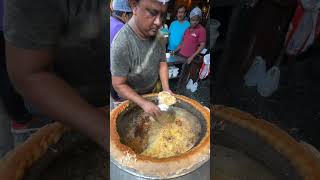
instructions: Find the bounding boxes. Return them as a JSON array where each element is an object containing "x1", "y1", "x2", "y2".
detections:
[
  {"x1": 1, "y1": 76, "x2": 31, "y2": 124},
  {"x1": 11, "y1": 103, "x2": 55, "y2": 147},
  {"x1": 176, "y1": 62, "x2": 191, "y2": 92},
  {"x1": 152, "y1": 80, "x2": 162, "y2": 93},
  {"x1": 110, "y1": 95, "x2": 124, "y2": 111},
  {"x1": 0, "y1": 31, "x2": 32, "y2": 124}
]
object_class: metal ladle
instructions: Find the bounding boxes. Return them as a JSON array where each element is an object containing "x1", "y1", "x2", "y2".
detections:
[{"x1": 156, "y1": 103, "x2": 176, "y2": 124}]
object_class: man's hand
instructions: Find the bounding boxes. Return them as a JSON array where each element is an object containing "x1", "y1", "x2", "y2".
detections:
[
  {"x1": 112, "y1": 76, "x2": 162, "y2": 117},
  {"x1": 162, "y1": 88, "x2": 174, "y2": 95},
  {"x1": 187, "y1": 56, "x2": 194, "y2": 64},
  {"x1": 141, "y1": 100, "x2": 161, "y2": 117}
]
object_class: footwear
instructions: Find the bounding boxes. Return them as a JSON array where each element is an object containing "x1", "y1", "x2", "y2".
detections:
[
  {"x1": 11, "y1": 117, "x2": 52, "y2": 147},
  {"x1": 11, "y1": 119, "x2": 39, "y2": 134},
  {"x1": 186, "y1": 79, "x2": 193, "y2": 90}
]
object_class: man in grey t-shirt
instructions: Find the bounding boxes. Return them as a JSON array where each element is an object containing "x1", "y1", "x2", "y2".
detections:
[
  {"x1": 111, "y1": 0, "x2": 172, "y2": 117},
  {"x1": 4, "y1": 0, "x2": 107, "y2": 150}
]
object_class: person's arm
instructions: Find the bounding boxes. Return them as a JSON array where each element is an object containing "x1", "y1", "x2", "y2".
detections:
[
  {"x1": 4, "y1": 0, "x2": 106, "y2": 150},
  {"x1": 187, "y1": 42, "x2": 206, "y2": 64},
  {"x1": 171, "y1": 30, "x2": 187, "y2": 54},
  {"x1": 112, "y1": 76, "x2": 161, "y2": 117},
  {"x1": 170, "y1": 43, "x2": 182, "y2": 55},
  {"x1": 159, "y1": 62, "x2": 172, "y2": 94},
  {"x1": 6, "y1": 43, "x2": 107, "y2": 150}
]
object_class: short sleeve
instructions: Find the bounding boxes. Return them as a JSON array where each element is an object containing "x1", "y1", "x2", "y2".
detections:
[
  {"x1": 198, "y1": 26, "x2": 207, "y2": 43},
  {"x1": 158, "y1": 38, "x2": 166, "y2": 62},
  {"x1": 111, "y1": 34, "x2": 130, "y2": 77},
  {"x1": 4, "y1": 0, "x2": 63, "y2": 49}
]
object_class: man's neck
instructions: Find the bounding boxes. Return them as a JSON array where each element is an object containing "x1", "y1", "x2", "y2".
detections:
[
  {"x1": 178, "y1": 19, "x2": 185, "y2": 23},
  {"x1": 128, "y1": 18, "x2": 148, "y2": 40}
]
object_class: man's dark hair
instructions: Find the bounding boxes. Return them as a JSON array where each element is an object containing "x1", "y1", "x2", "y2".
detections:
[{"x1": 177, "y1": 5, "x2": 187, "y2": 12}]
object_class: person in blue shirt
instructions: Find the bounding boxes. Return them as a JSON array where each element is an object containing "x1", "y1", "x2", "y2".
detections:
[{"x1": 168, "y1": 5, "x2": 190, "y2": 52}]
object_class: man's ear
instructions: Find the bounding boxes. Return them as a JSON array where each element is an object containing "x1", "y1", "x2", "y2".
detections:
[
  {"x1": 129, "y1": 0, "x2": 138, "y2": 14},
  {"x1": 129, "y1": 0, "x2": 138, "y2": 8}
]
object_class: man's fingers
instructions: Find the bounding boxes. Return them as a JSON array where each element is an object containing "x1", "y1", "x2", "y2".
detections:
[{"x1": 153, "y1": 106, "x2": 161, "y2": 117}]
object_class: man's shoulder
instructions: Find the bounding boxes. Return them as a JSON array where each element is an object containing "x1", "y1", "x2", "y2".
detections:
[
  {"x1": 113, "y1": 24, "x2": 130, "y2": 41},
  {"x1": 112, "y1": 24, "x2": 133, "y2": 50}
]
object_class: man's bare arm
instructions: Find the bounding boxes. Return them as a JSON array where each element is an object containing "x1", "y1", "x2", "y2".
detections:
[
  {"x1": 191, "y1": 42, "x2": 206, "y2": 59},
  {"x1": 159, "y1": 62, "x2": 171, "y2": 93},
  {"x1": 112, "y1": 76, "x2": 161, "y2": 117},
  {"x1": 6, "y1": 43, "x2": 107, "y2": 150}
]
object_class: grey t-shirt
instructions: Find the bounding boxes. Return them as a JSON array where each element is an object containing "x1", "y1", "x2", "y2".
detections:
[
  {"x1": 4, "y1": 0, "x2": 108, "y2": 106},
  {"x1": 111, "y1": 24, "x2": 166, "y2": 94}
]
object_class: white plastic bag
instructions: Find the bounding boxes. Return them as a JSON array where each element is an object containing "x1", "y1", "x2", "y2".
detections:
[
  {"x1": 244, "y1": 56, "x2": 266, "y2": 87},
  {"x1": 257, "y1": 66, "x2": 280, "y2": 97},
  {"x1": 285, "y1": 0, "x2": 320, "y2": 55}
]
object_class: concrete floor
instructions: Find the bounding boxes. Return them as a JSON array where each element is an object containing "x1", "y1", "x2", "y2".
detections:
[
  {"x1": 170, "y1": 76, "x2": 211, "y2": 108},
  {"x1": 212, "y1": 46, "x2": 320, "y2": 150}
]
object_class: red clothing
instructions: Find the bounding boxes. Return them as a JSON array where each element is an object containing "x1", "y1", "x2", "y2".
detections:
[{"x1": 179, "y1": 24, "x2": 206, "y2": 58}]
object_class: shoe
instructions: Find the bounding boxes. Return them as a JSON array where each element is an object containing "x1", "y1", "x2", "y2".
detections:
[
  {"x1": 186, "y1": 79, "x2": 193, "y2": 90},
  {"x1": 11, "y1": 117, "x2": 52, "y2": 147},
  {"x1": 11, "y1": 119, "x2": 39, "y2": 134}
]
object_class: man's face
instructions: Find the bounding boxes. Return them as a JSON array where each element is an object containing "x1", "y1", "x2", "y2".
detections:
[
  {"x1": 176, "y1": 7, "x2": 186, "y2": 21},
  {"x1": 190, "y1": 16, "x2": 200, "y2": 28},
  {"x1": 134, "y1": 0, "x2": 168, "y2": 37}
]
